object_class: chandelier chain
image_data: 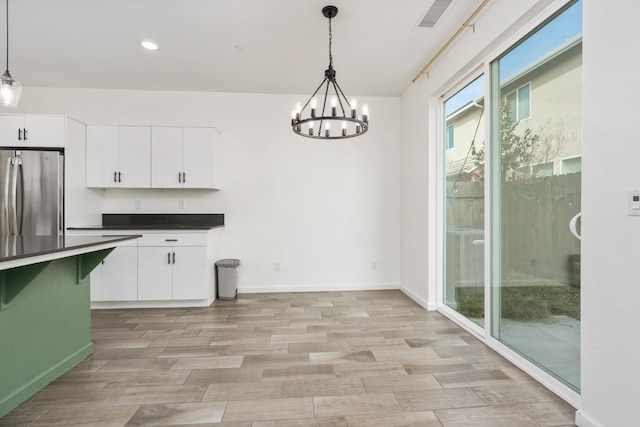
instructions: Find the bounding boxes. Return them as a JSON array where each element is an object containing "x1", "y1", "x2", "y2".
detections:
[{"x1": 328, "y1": 15, "x2": 333, "y2": 69}]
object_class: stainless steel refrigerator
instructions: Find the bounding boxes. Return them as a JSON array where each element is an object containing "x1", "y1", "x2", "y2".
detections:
[{"x1": 0, "y1": 149, "x2": 64, "y2": 236}]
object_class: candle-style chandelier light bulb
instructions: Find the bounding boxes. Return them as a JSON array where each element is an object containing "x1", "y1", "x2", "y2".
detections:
[{"x1": 291, "y1": 5, "x2": 369, "y2": 140}]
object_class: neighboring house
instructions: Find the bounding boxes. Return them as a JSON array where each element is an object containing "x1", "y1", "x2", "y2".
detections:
[{"x1": 446, "y1": 34, "x2": 582, "y2": 180}]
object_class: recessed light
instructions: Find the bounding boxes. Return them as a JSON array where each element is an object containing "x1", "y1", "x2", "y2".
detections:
[{"x1": 140, "y1": 40, "x2": 160, "y2": 51}]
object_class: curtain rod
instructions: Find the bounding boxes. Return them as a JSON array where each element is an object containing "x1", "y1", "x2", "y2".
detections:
[{"x1": 412, "y1": 0, "x2": 490, "y2": 83}]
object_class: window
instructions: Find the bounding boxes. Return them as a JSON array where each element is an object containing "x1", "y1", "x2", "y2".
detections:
[
  {"x1": 505, "y1": 83, "x2": 531, "y2": 122},
  {"x1": 562, "y1": 156, "x2": 581, "y2": 174},
  {"x1": 446, "y1": 124, "x2": 455, "y2": 149}
]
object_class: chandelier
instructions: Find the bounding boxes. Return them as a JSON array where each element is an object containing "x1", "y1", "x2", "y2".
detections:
[{"x1": 291, "y1": 5, "x2": 368, "y2": 140}]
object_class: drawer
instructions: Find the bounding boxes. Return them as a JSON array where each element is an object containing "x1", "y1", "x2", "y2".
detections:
[{"x1": 137, "y1": 233, "x2": 207, "y2": 247}]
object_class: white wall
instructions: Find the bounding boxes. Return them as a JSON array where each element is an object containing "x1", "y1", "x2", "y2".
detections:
[
  {"x1": 578, "y1": 1, "x2": 640, "y2": 426},
  {"x1": 8, "y1": 88, "x2": 401, "y2": 293}
]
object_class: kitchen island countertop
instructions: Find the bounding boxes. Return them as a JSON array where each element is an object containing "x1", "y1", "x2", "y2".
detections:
[{"x1": 0, "y1": 234, "x2": 140, "y2": 271}]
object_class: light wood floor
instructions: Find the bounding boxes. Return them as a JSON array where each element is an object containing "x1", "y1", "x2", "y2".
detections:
[{"x1": 1, "y1": 290, "x2": 576, "y2": 426}]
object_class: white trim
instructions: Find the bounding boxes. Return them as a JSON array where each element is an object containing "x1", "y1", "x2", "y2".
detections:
[
  {"x1": 401, "y1": 284, "x2": 436, "y2": 311},
  {"x1": 92, "y1": 297, "x2": 214, "y2": 309},
  {"x1": 428, "y1": 95, "x2": 441, "y2": 308},
  {"x1": 238, "y1": 283, "x2": 400, "y2": 294},
  {"x1": 575, "y1": 410, "x2": 606, "y2": 427}
]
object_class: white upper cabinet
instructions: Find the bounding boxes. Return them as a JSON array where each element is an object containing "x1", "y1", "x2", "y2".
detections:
[
  {"x1": 151, "y1": 127, "x2": 217, "y2": 189},
  {"x1": 0, "y1": 114, "x2": 66, "y2": 148},
  {"x1": 182, "y1": 127, "x2": 216, "y2": 189},
  {"x1": 86, "y1": 125, "x2": 151, "y2": 188},
  {"x1": 118, "y1": 126, "x2": 151, "y2": 188},
  {"x1": 151, "y1": 127, "x2": 183, "y2": 189}
]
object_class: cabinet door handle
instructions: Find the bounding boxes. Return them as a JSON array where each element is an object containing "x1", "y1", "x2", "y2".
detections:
[
  {"x1": 23, "y1": 128, "x2": 27, "y2": 141},
  {"x1": 165, "y1": 239, "x2": 178, "y2": 242},
  {"x1": 118, "y1": 172, "x2": 122, "y2": 182},
  {"x1": 17, "y1": 128, "x2": 21, "y2": 140},
  {"x1": 167, "y1": 252, "x2": 171, "y2": 264},
  {"x1": 114, "y1": 171, "x2": 118, "y2": 182},
  {"x1": 172, "y1": 252, "x2": 176, "y2": 264},
  {"x1": 182, "y1": 172, "x2": 186, "y2": 183},
  {"x1": 178, "y1": 172, "x2": 182, "y2": 183}
]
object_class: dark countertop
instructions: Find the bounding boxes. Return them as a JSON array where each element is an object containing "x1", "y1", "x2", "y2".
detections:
[
  {"x1": 67, "y1": 225, "x2": 223, "y2": 231},
  {"x1": 0, "y1": 235, "x2": 140, "y2": 267},
  {"x1": 68, "y1": 213, "x2": 225, "y2": 231}
]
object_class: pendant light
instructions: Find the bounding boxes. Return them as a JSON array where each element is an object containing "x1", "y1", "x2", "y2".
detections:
[
  {"x1": 0, "y1": 0, "x2": 21, "y2": 108},
  {"x1": 291, "y1": 5, "x2": 368, "y2": 140}
]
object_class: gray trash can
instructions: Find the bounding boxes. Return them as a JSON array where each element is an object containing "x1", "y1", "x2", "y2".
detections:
[{"x1": 216, "y1": 259, "x2": 240, "y2": 300}]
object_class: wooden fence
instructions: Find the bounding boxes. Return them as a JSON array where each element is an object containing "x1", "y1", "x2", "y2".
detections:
[{"x1": 446, "y1": 172, "x2": 581, "y2": 284}]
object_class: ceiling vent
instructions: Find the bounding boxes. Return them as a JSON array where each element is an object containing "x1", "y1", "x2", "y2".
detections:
[{"x1": 418, "y1": 0, "x2": 453, "y2": 28}]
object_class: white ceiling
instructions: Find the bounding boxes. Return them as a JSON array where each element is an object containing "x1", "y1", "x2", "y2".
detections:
[{"x1": 6, "y1": 0, "x2": 487, "y2": 97}]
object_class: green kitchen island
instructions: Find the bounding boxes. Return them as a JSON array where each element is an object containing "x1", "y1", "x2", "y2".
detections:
[{"x1": 0, "y1": 234, "x2": 139, "y2": 417}]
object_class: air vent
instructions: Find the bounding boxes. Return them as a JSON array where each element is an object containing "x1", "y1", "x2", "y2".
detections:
[{"x1": 418, "y1": 0, "x2": 453, "y2": 28}]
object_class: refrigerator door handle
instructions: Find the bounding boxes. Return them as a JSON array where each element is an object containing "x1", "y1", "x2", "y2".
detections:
[
  {"x1": 17, "y1": 159, "x2": 24, "y2": 234},
  {"x1": 8, "y1": 157, "x2": 19, "y2": 235},
  {"x1": 3, "y1": 157, "x2": 12, "y2": 234}
]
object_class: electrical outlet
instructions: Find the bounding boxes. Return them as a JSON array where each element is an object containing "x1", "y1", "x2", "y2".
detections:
[
  {"x1": 274, "y1": 262, "x2": 280, "y2": 272},
  {"x1": 134, "y1": 200, "x2": 141, "y2": 210},
  {"x1": 371, "y1": 261, "x2": 378, "y2": 270},
  {"x1": 178, "y1": 200, "x2": 185, "y2": 209}
]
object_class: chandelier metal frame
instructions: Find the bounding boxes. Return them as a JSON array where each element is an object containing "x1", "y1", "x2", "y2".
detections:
[{"x1": 291, "y1": 5, "x2": 368, "y2": 140}]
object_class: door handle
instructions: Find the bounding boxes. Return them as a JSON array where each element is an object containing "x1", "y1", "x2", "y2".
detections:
[
  {"x1": 569, "y1": 212, "x2": 581, "y2": 241},
  {"x1": 182, "y1": 172, "x2": 186, "y2": 183},
  {"x1": 114, "y1": 171, "x2": 117, "y2": 182},
  {"x1": 178, "y1": 172, "x2": 182, "y2": 183},
  {"x1": 17, "y1": 128, "x2": 21, "y2": 141},
  {"x1": 8, "y1": 157, "x2": 19, "y2": 235},
  {"x1": 472, "y1": 240, "x2": 485, "y2": 245},
  {"x1": 23, "y1": 128, "x2": 27, "y2": 141},
  {"x1": 167, "y1": 252, "x2": 171, "y2": 264},
  {"x1": 172, "y1": 252, "x2": 176, "y2": 264},
  {"x1": 118, "y1": 172, "x2": 122, "y2": 182}
]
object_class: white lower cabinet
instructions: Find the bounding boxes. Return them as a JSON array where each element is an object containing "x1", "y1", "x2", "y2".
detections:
[
  {"x1": 90, "y1": 243, "x2": 138, "y2": 302},
  {"x1": 138, "y1": 246, "x2": 206, "y2": 300},
  {"x1": 69, "y1": 230, "x2": 215, "y2": 306}
]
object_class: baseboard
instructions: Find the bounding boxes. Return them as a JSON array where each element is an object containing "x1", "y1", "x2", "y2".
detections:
[
  {"x1": 0, "y1": 342, "x2": 94, "y2": 418},
  {"x1": 400, "y1": 285, "x2": 437, "y2": 311},
  {"x1": 238, "y1": 283, "x2": 400, "y2": 294},
  {"x1": 575, "y1": 410, "x2": 605, "y2": 427},
  {"x1": 91, "y1": 298, "x2": 213, "y2": 310}
]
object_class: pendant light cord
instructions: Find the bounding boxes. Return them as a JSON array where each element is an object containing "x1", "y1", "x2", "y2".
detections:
[
  {"x1": 5, "y1": 0, "x2": 8, "y2": 71},
  {"x1": 328, "y1": 15, "x2": 333, "y2": 69}
]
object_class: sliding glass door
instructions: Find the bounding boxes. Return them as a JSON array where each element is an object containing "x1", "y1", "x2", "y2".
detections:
[
  {"x1": 442, "y1": 0, "x2": 582, "y2": 391},
  {"x1": 491, "y1": 0, "x2": 582, "y2": 390},
  {"x1": 443, "y1": 75, "x2": 485, "y2": 328}
]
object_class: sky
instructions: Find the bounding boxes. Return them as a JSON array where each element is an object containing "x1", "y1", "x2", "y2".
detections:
[{"x1": 445, "y1": 0, "x2": 582, "y2": 116}]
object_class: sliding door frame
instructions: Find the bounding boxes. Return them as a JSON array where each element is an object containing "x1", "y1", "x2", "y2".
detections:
[{"x1": 434, "y1": 0, "x2": 581, "y2": 408}]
